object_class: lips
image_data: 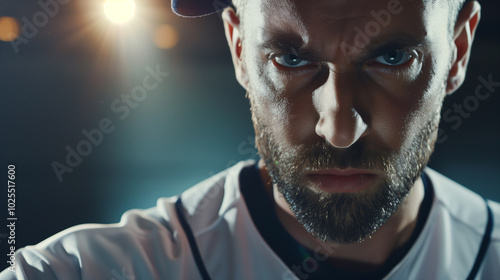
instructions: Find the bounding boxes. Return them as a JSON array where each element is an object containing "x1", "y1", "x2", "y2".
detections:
[{"x1": 305, "y1": 168, "x2": 379, "y2": 193}]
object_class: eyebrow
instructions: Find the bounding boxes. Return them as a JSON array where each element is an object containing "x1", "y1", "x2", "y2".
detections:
[
  {"x1": 258, "y1": 29, "x2": 429, "y2": 63},
  {"x1": 358, "y1": 33, "x2": 429, "y2": 62},
  {"x1": 258, "y1": 30, "x2": 322, "y2": 61}
]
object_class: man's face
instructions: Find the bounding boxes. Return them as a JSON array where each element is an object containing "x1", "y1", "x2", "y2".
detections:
[{"x1": 240, "y1": 0, "x2": 453, "y2": 243}]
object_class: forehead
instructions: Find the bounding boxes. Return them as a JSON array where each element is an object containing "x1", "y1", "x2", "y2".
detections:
[{"x1": 243, "y1": 0, "x2": 449, "y2": 60}]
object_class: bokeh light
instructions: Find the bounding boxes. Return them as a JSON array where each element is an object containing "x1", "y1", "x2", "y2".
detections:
[
  {"x1": 153, "y1": 24, "x2": 179, "y2": 49},
  {"x1": 103, "y1": 0, "x2": 136, "y2": 24},
  {"x1": 0, "y1": 17, "x2": 20, "y2": 42}
]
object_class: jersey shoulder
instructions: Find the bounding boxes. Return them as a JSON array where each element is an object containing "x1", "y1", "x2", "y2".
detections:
[
  {"x1": 2, "y1": 160, "x2": 255, "y2": 280},
  {"x1": 425, "y1": 168, "x2": 500, "y2": 279},
  {"x1": 425, "y1": 167, "x2": 500, "y2": 237},
  {"x1": 478, "y1": 201, "x2": 500, "y2": 278},
  {"x1": 177, "y1": 160, "x2": 254, "y2": 234},
  {"x1": 5, "y1": 198, "x2": 182, "y2": 280}
]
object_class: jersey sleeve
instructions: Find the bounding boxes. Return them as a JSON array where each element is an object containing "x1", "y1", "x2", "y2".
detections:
[
  {"x1": 0, "y1": 244, "x2": 76, "y2": 280},
  {"x1": 476, "y1": 200, "x2": 500, "y2": 279},
  {"x1": 0, "y1": 197, "x2": 188, "y2": 280}
]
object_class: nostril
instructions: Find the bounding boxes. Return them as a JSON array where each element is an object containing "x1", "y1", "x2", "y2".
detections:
[{"x1": 315, "y1": 108, "x2": 368, "y2": 149}]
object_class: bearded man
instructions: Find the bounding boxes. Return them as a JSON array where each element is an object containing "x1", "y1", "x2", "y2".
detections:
[{"x1": 1, "y1": 0, "x2": 498, "y2": 279}]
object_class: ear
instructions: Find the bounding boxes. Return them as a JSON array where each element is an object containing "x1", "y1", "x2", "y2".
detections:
[
  {"x1": 222, "y1": 8, "x2": 248, "y2": 89},
  {"x1": 446, "y1": 1, "x2": 481, "y2": 94}
]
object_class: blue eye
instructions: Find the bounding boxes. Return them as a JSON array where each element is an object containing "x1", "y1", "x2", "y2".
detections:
[
  {"x1": 274, "y1": 54, "x2": 312, "y2": 68},
  {"x1": 374, "y1": 50, "x2": 412, "y2": 66}
]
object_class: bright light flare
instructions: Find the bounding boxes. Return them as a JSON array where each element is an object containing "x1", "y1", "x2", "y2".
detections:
[
  {"x1": 0, "y1": 17, "x2": 20, "y2": 42},
  {"x1": 104, "y1": 0, "x2": 136, "y2": 24},
  {"x1": 154, "y1": 24, "x2": 179, "y2": 49}
]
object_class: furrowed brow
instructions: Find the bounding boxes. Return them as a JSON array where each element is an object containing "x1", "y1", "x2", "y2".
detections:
[
  {"x1": 258, "y1": 29, "x2": 319, "y2": 61},
  {"x1": 356, "y1": 33, "x2": 429, "y2": 62},
  {"x1": 258, "y1": 29, "x2": 429, "y2": 63}
]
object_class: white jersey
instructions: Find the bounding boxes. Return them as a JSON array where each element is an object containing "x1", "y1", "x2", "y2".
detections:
[{"x1": 1, "y1": 160, "x2": 499, "y2": 279}]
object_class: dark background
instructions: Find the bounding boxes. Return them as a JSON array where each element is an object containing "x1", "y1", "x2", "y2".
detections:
[{"x1": 1, "y1": 0, "x2": 499, "y2": 269}]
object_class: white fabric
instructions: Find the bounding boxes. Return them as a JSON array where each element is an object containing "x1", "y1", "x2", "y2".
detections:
[{"x1": 0, "y1": 160, "x2": 498, "y2": 280}]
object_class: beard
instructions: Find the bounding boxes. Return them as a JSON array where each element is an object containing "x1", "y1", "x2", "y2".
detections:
[{"x1": 250, "y1": 97, "x2": 440, "y2": 244}]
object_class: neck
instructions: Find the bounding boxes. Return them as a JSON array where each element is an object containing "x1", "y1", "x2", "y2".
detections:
[{"x1": 258, "y1": 159, "x2": 425, "y2": 271}]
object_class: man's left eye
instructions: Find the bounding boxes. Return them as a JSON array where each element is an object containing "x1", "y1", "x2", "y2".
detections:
[
  {"x1": 274, "y1": 54, "x2": 312, "y2": 68},
  {"x1": 373, "y1": 50, "x2": 412, "y2": 66}
]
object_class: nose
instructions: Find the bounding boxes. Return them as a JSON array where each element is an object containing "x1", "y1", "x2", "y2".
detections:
[{"x1": 314, "y1": 71, "x2": 368, "y2": 148}]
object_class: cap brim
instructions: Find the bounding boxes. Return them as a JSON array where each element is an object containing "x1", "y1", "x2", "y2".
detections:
[{"x1": 171, "y1": 0, "x2": 233, "y2": 17}]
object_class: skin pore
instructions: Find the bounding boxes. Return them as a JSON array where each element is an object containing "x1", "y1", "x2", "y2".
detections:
[{"x1": 223, "y1": 0, "x2": 480, "y2": 271}]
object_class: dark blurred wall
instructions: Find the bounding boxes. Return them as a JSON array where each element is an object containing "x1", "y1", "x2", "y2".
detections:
[{"x1": 1, "y1": 0, "x2": 499, "y2": 268}]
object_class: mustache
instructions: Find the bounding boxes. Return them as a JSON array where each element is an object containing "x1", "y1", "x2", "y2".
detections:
[{"x1": 285, "y1": 140, "x2": 392, "y2": 171}]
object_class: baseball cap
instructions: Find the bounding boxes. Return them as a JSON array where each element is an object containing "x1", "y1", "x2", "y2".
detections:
[{"x1": 171, "y1": 0, "x2": 233, "y2": 17}]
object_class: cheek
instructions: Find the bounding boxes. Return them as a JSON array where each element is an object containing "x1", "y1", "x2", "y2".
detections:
[
  {"x1": 370, "y1": 91, "x2": 424, "y2": 151},
  {"x1": 251, "y1": 90, "x2": 319, "y2": 148},
  {"x1": 247, "y1": 53, "x2": 320, "y2": 148},
  {"x1": 371, "y1": 55, "x2": 446, "y2": 152},
  {"x1": 284, "y1": 95, "x2": 321, "y2": 145}
]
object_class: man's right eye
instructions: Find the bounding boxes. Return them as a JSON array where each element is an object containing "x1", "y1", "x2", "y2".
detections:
[{"x1": 274, "y1": 54, "x2": 312, "y2": 68}]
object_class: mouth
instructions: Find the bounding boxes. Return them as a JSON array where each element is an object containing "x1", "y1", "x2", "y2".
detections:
[{"x1": 305, "y1": 168, "x2": 380, "y2": 193}]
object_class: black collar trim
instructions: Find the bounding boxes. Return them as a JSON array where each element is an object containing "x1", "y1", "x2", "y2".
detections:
[{"x1": 239, "y1": 163, "x2": 434, "y2": 280}]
